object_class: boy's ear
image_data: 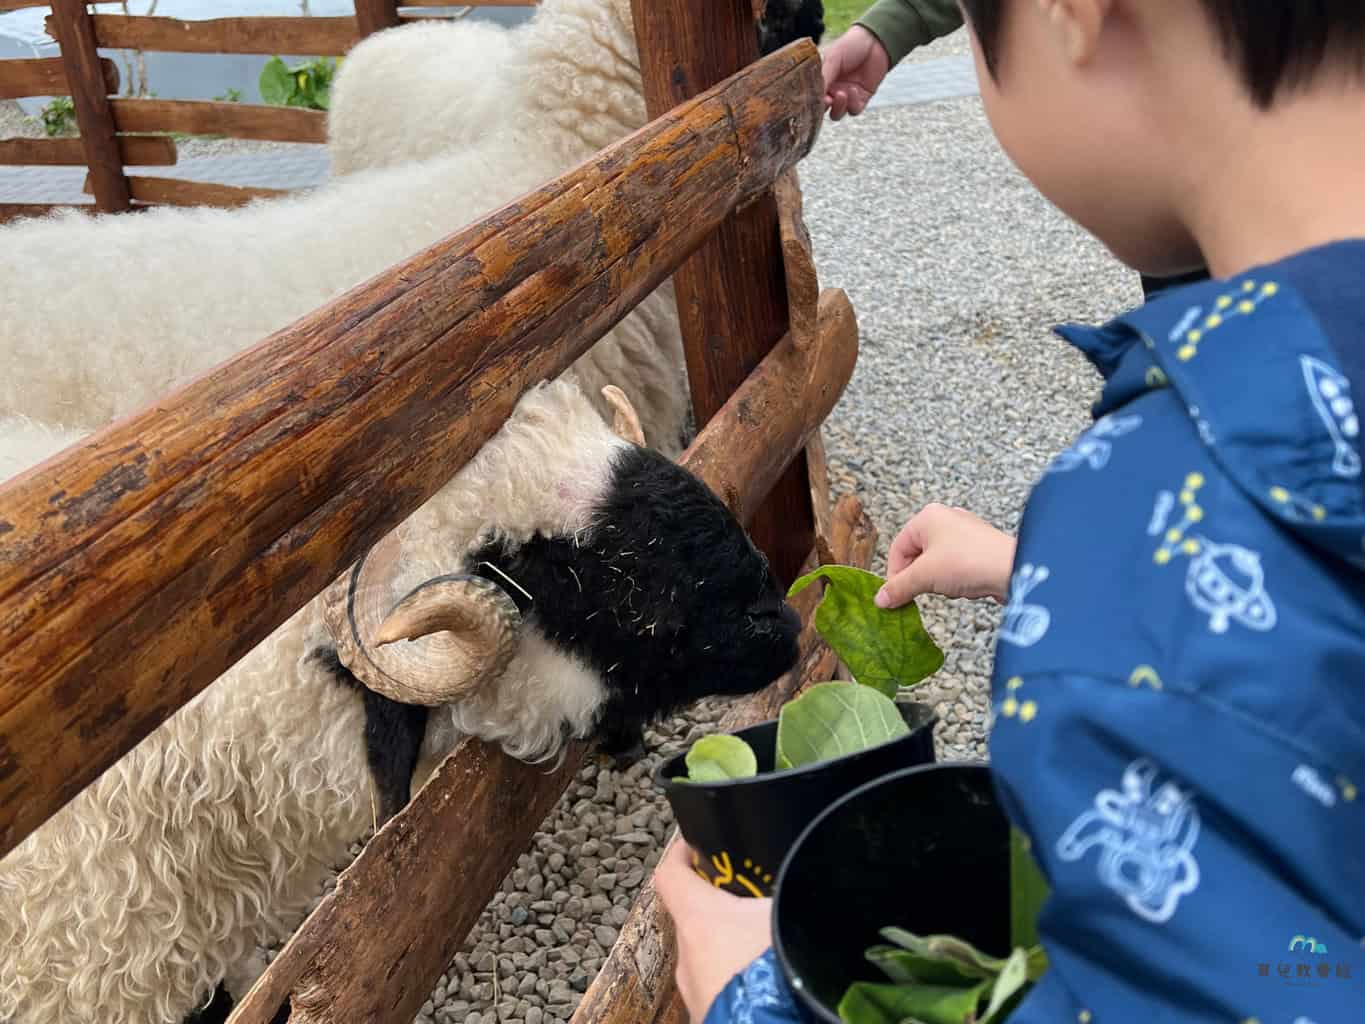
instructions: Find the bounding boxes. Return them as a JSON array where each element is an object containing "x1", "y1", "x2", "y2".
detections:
[{"x1": 1038, "y1": 0, "x2": 1112, "y2": 65}]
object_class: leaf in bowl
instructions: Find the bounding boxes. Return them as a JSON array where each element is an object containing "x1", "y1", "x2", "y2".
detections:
[
  {"x1": 787, "y1": 565, "x2": 944, "y2": 697},
  {"x1": 775, "y1": 682, "x2": 911, "y2": 770},
  {"x1": 878, "y1": 930, "x2": 1010, "y2": 980},
  {"x1": 683, "y1": 734, "x2": 758, "y2": 782},
  {"x1": 837, "y1": 979, "x2": 988, "y2": 1024},
  {"x1": 979, "y1": 947, "x2": 1032, "y2": 1023}
]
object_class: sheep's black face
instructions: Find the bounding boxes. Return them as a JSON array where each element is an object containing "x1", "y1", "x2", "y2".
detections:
[
  {"x1": 757, "y1": 0, "x2": 826, "y2": 56},
  {"x1": 470, "y1": 446, "x2": 801, "y2": 758}
]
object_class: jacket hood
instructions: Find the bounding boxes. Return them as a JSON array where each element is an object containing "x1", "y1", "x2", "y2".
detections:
[{"x1": 1054, "y1": 248, "x2": 1365, "y2": 573}]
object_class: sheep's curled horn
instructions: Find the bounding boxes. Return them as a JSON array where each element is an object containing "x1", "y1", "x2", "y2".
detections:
[{"x1": 320, "y1": 386, "x2": 648, "y2": 704}]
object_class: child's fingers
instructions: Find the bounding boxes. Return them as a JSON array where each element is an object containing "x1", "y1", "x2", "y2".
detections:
[
  {"x1": 654, "y1": 837, "x2": 714, "y2": 914},
  {"x1": 887, "y1": 524, "x2": 925, "y2": 576},
  {"x1": 876, "y1": 562, "x2": 932, "y2": 609}
]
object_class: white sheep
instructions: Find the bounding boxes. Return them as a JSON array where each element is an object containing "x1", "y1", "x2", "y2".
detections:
[
  {"x1": 326, "y1": 0, "x2": 826, "y2": 179},
  {"x1": 0, "y1": 3, "x2": 820, "y2": 1019},
  {"x1": 0, "y1": 379, "x2": 802, "y2": 1024},
  {"x1": 0, "y1": 147, "x2": 690, "y2": 458}
]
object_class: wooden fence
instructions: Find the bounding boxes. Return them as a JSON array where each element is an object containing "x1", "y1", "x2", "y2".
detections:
[
  {"x1": 0, "y1": 2, "x2": 873, "y2": 1021},
  {"x1": 0, "y1": 0, "x2": 538, "y2": 223}
]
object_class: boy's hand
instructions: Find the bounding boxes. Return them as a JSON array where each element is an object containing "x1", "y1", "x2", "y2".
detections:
[
  {"x1": 821, "y1": 26, "x2": 891, "y2": 120},
  {"x1": 654, "y1": 838, "x2": 774, "y2": 1021},
  {"x1": 876, "y1": 504, "x2": 1017, "y2": 608}
]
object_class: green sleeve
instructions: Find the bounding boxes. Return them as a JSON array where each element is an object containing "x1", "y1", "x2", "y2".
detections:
[{"x1": 854, "y1": 0, "x2": 965, "y2": 67}]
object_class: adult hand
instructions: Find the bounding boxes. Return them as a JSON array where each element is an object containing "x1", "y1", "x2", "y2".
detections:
[
  {"x1": 654, "y1": 838, "x2": 775, "y2": 1022},
  {"x1": 822, "y1": 25, "x2": 892, "y2": 120},
  {"x1": 876, "y1": 503, "x2": 1017, "y2": 608}
]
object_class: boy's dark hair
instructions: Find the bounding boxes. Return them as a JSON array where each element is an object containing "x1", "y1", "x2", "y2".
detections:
[{"x1": 960, "y1": 1, "x2": 1365, "y2": 108}]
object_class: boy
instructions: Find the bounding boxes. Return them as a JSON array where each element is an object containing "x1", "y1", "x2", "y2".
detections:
[{"x1": 656, "y1": 2, "x2": 1365, "y2": 1021}]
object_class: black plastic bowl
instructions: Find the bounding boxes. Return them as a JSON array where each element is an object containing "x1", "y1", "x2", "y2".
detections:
[
  {"x1": 772, "y1": 762, "x2": 1010, "y2": 1023},
  {"x1": 656, "y1": 698, "x2": 937, "y2": 898}
]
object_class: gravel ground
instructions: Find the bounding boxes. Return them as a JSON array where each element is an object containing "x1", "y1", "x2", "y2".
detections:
[{"x1": 7, "y1": 48, "x2": 1139, "y2": 1022}]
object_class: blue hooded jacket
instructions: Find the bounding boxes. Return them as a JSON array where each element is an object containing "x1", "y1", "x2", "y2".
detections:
[{"x1": 703, "y1": 240, "x2": 1365, "y2": 1024}]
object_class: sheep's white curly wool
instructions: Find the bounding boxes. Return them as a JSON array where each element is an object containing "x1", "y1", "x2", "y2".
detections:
[
  {"x1": 0, "y1": 0, "x2": 688, "y2": 456},
  {"x1": 0, "y1": 379, "x2": 623, "y2": 1024},
  {"x1": 327, "y1": 0, "x2": 648, "y2": 177}
]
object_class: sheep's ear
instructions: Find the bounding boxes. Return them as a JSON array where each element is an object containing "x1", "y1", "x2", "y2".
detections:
[
  {"x1": 321, "y1": 531, "x2": 522, "y2": 706},
  {"x1": 601, "y1": 385, "x2": 646, "y2": 447}
]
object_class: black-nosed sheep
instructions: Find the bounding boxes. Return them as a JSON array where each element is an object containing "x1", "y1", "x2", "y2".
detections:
[
  {"x1": 0, "y1": 2, "x2": 821, "y2": 1020},
  {"x1": 0, "y1": 382, "x2": 801, "y2": 1024}
]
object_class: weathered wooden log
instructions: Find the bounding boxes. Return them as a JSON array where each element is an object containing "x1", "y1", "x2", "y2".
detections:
[
  {"x1": 0, "y1": 135, "x2": 175, "y2": 167},
  {"x1": 110, "y1": 98, "x2": 327, "y2": 144},
  {"x1": 0, "y1": 0, "x2": 49, "y2": 11},
  {"x1": 680, "y1": 288, "x2": 856, "y2": 530},
  {"x1": 0, "y1": 39, "x2": 822, "y2": 861},
  {"x1": 571, "y1": 493, "x2": 878, "y2": 1024},
  {"x1": 81, "y1": 173, "x2": 286, "y2": 207},
  {"x1": 49, "y1": 0, "x2": 130, "y2": 213},
  {"x1": 225, "y1": 307, "x2": 845, "y2": 1023},
  {"x1": 0, "y1": 203, "x2": 99, "y2": 224},
  {"x1": 354, "y1": 0, "x2": 401, "y2": 36},
  {"x1": 775, "y1": 169, "x2": 818, "y2": 353},
  {"x1": 50, "y1": 15, "x2": 362, "y2": 56},
  {"x1": 0, "y1": 55, "x2": 118, "y2": 100},
  {"x1": 631, "y1": 0, "x2": 820, "y2": 587}
]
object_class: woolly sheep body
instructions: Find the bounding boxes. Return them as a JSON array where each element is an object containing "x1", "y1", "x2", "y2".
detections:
[
  {"x1": 0, "y1": 0, "x2": 687, "y2": 454},
  {"x1": 0, "y1": 159, "x2": 688, "y2": 457},
  {"x1": 327, "y1": 0, "x2": 648, "y2": 179}
]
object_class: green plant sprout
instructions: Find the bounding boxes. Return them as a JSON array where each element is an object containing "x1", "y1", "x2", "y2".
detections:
[
  {"x1": 258, "y1": 56, "x2": 339, "y2": 111},
  {"x1": 37, "y1": 97, "x2": 77, "y2": 138}
]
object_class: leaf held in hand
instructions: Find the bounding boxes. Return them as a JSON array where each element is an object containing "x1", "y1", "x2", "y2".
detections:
[
  {"x1": 682, "y1": 734, "x2": 758, "y2": 782},
  {"x1": 787, "y1": 565, "x2": 944, "y2": 697},
  {"x1": 775, "y1": 682, "x2": 911, "y2": 770}
]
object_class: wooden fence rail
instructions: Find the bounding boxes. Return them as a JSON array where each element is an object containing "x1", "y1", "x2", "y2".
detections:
[
  {"x1": 0, "y1": 1, "x2": 542, "y2": 222},
  {"x1": 0, "y1": 37, "x2": 824, "y2": 863}
]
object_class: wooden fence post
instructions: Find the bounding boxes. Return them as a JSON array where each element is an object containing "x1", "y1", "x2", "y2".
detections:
[
  {"x1": 353, "y1": 0, "x2": 400, "y2": 37},
  {"x1": 629, "y1": 0, "x2": 818, "y2": 587},
  {"x1": 49, "y1": 0, "x2": 130, "y2": 213}
]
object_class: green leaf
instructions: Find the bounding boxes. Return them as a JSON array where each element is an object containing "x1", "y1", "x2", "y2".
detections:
[
  {"x1": 258, "y1": 57, "x2": 294, "y2": 106},
  {"x1": 682, "y1": 734, "x2": 758, "y2": 782},
  {"x1": 979, "y1": 948, "x2": 1032, "y2": 1023},
  {"x1": 837, "y1": 980, "x2": 988, "y2": 1024},
  {"x1": 1009, "y1": 827, "x2": 1050, "y2": 951},
  {"x1": 879, "y1": 930, "x2": 1009, "y2": 980},
  {"x1": 787, "y1": 565, "x2": 944, "y2": 697},
  {"x1": 775, "y1": 682, "x2": 910, "y2": 770},
  {"x1": 866, "y1": 945, "x2": 992, "y2": 988}
]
